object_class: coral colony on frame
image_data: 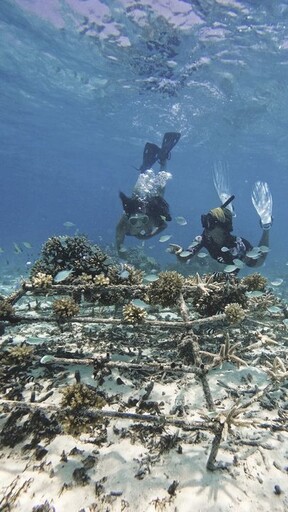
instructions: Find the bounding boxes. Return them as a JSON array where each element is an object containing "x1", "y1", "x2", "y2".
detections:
[{"x1": 0, "y1": 235, "x2": 288, "y2": 510}]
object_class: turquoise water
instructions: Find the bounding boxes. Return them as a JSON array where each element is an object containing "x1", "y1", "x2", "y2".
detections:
[{"x1": 0, "y1": 0, "x2": 287, "y2": 284}]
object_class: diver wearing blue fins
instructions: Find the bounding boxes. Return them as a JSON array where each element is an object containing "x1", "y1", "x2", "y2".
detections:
[
  {"x1": 169, "y1": 172, "x2": 273, "y2": 271},
  {"x1": 116, "y1": 132, "x2": 181, "y2": 256}
]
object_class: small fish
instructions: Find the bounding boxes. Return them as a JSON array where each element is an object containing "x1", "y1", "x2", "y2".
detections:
[
  {"x1": 119, "y1": 270, "x2": 129, "y2": 279},
  {"x1": 132, "y1": 299, "x2": 149, "y2": 309},
  {"x1": 119, "y1": 246, "x2": 128, "y2": 253},
  {"x1": 189, "y1": 241, "x2": 199, "y2": 248},
  {"x1": 143, "y1": 274, "x2": 159, "y2": 282},
  {"x1": 224, "y1": 264, "x2": 238, "y2": 273},
  {"x1": 270, "y1": 278, "x2": 283, "y2": 286},
  {"x1": 246, "y1": 248, "x2": 261, "y2": 259},
  {"x1": 197, "y1": 252, "x2": 208, "y2": 258},
  {"x1": 233, "y1": 258, "x2": 245, "y2": 269},
  {"x1": 63, "y1": 221, "x2": 75, "y2": 228},
  {"x1": 160, "y1": 215, "x2": 167, "y2": 221},
  {"x1": 0, "y1": 247, "x2": 4, "y2": 253},
  {"x1": 175, "y1": 216, "x2": 188, "y2": 226},
  {"x1": 159, "y1": 235, "x2": 172, "y2": 243},
  {"x1": 180, "y1": 251, "x2": 192, "y2": 258},
  {"x1": 221, "y1": 246, "x2": 229, "y2": 253},
  {"x1": 27, "y1": 336, "x2": 46, "y2": 345},
  {"x1": 258, "y1": 245, "x2": 270, "y2": 253},
  {"x1": 54, "y1": 269, "x2": 73, "y2": 282},
  {"x1": 246, "y1": 290, "x2": 264, "y2": 298},
  {"x1": 23, "y1": 242, "x2": 33, "y2": 249},
  {"x1": 13, "y1": 242, "x2": 22, "y2": 254},
  {"x1": 40, "y1": 355, "x2": 56, "y2": 364},
  {"x1": 267, "y1": 305, "x2": 282, "y2": 314}
]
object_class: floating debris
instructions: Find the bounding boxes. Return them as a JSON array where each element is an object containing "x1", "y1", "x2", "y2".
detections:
[
  {"x1": 159, "y1": 235, "x2": 172, "y2": 243},
  {"x1": 54, "y1": 269, "x2": 73, "y2": 283},
  {"x1": 175, "y1": 216, "x2": 187, "y2": 226},
  {"x1": 224, "y1": 264, "x2": 238, "y2": 273},
  {"x1": 233, "y1": 258, "x2": 245, "y2": 269},
  {"x1": 270, "y1": 278, "x2": 283, "y2": 286}
]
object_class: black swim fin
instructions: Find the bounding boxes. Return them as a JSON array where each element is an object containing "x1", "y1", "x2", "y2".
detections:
[
  {"x1": 158, "y1": 132, "x2": 181, "y2": 165},
  {"x1": 139, "y1": 142, "x2": 160, "y2": 173}
]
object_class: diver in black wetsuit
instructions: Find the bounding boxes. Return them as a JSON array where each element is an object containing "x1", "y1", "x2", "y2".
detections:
[
  {"x1": 116, "y1": 132, "x2": 181, "y2": 256},
  {"x1": 169, "y1": 185, "x2": 273, "y2": 271}
]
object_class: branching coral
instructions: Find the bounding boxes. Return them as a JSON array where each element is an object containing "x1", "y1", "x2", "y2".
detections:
[
  {"x1": 190, "y1": 274, "x2": 247, "y2": 317},
  {"x1": 30, "y1": 235, "x2": 108, "y2": 281},
  {"x1": 60, "y1": 383, "x2": 106, "y2": 410},
  {"x1": 107, "y1": 264, "x2": 143, "y2": 286},
  {"x1": 224, "y1": 303, "x2": 245, "y2": 324},
  {"x1": 2, "y1": 345, "x2": 33, "y2": 365},
  {"x1": 31, "y1": 272, "x2": 53, "y2": 288},
  {"x1": 52, "y1": 298, "x2": 79, "y2": 320},
  {"x1": 241, "y1": 273, "x2": 267, "y2": 291},
  {"x1": 0, "y1": 299, "x2": 15, "y2": 320},
  {"x1": 123, "y1": 303, "x2": 147, "y2": 324},
  {"x1": 148, "y1": 271, "x2": 184, "y2": 308},
  {"x1": 200, "y1": 335, "x2": 247, "y2": 368},
  {"x1": 266, "y1": 356, "x2": 288, "y2": 382}
]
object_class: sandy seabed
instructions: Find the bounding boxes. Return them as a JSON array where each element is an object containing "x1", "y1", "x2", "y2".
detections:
[{"x1": 0, "y1": 274, "x2": 288, "y2": 512}]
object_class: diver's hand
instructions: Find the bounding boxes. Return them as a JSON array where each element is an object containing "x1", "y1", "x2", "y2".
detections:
[
  {"x1": 168, "y1": 244, "x2": 183, "y2": 255},
  {"x1": 251, "y1": 181, "x2": 273, "y2": 229}
]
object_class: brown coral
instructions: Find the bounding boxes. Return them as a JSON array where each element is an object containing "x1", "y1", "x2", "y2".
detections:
[
  {"x1": 241, "y1": 273, "x2": 267, "y2": 291},
  {"x1": 224, "y1": 303, "x2": 246, "y2": 324},
  {"x1": 52, "y1": 297, "x2": 79, "y2": 320},
  {"x1": 123, "y1": 303, "x2": 147, "y2": 324},
  {"x1": 0, "y1": 299, "x2": 15, "y2": 320},
  {"x1": 31, "y1": 272, "x2": 53, "y2": 288},
  {"x1": 148, "y1": 271, "x2": 184, "y2": 308}
]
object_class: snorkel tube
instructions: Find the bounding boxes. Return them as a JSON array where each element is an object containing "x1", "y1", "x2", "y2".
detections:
[{"x1": 221, "y1": 195, "x2": 235, "y2": 209}]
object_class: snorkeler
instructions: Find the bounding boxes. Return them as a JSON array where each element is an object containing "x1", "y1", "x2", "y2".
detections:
[
  {"x1": 116, "y1": 132, "x2": 181, "y2": 256},
  {"x1": 169, "y1": 179, "x2": 273, "y2": 271}
]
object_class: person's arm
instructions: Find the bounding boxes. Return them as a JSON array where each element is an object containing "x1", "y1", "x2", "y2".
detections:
[
  {"x1": 169, "y1": 236, "x2": 204, "y2": 262},
  {"x1": 136, "y1": 222, "x2": 167, "y2": 240},
  {"x1": 116, "y1": 215, "x2": 128, "y2": 255}
]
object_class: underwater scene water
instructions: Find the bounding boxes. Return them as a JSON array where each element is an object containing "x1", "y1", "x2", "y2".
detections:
[{"x1": 0, "y1": 0, "x2": 288, "y2": 284}]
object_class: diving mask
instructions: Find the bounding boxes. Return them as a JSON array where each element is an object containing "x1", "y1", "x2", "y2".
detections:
[{"x1": 128, "y1": 214, "x2": 149, "y2": 227}]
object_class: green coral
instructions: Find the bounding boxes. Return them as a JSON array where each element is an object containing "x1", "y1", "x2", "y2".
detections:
[
  {"x1": 52, "y1": 297, "x2": 79, "y2": 320},
  {"x1": 148, "y1": 271, "x2": 184, "y2": 308},
  {"x1": 241, "y1": 273, "x2": 267, "y2": 291},
  {"x1": 60, "y1": 383, "x2": 106, "y2": 410},
  {"x1": 123, "y1": 303, "x2": 147, "y2": 324}
]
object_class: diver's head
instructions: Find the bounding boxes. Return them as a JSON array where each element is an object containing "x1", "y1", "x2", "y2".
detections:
[
  {"x1": 128, "y1": 213, "x2": 149, "y2": 234},
  {"x1": 201, "y1": 207, "x2": 233, "y2": 232}
]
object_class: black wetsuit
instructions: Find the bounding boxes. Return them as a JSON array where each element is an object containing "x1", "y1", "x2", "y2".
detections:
[{"x1": 186, "y1": 230, "x2": 253, "y2": 265}]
